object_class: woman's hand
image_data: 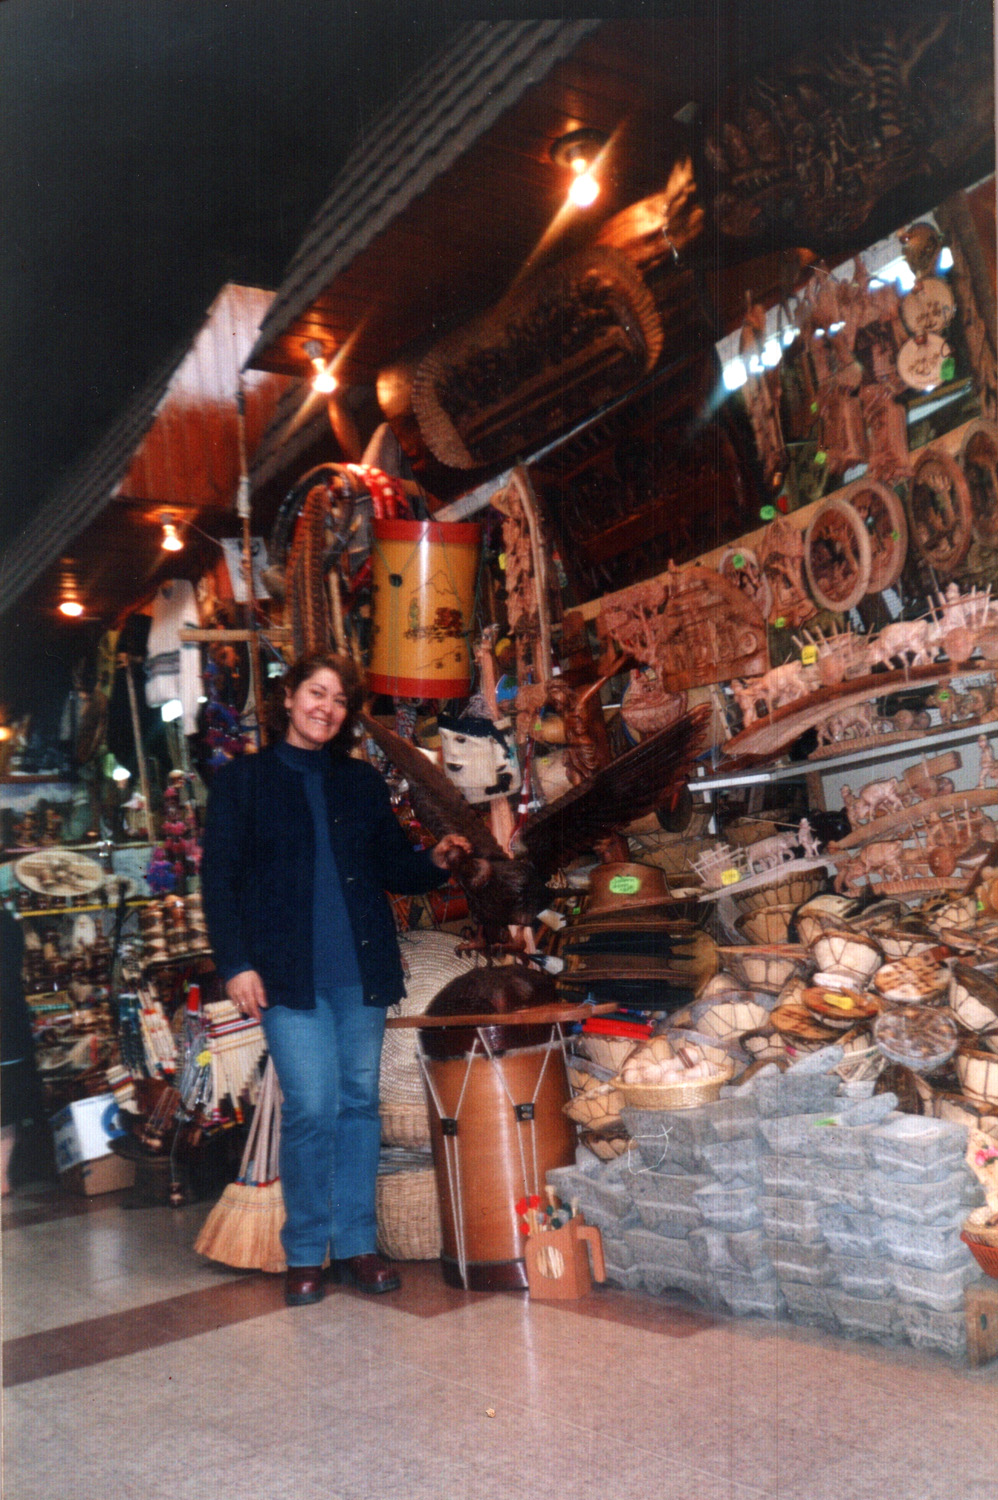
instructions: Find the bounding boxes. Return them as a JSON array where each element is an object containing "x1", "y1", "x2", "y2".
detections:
[
  {"x1": 226, "y1": 969, "x2": 268, "y2": 1022},
  {"x1": 429, "y1": 832, "x2": 475, "y2": 870}
]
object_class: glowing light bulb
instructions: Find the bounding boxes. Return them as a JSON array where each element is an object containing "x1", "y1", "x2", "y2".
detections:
[
  {"x1": 310, "y1": 356, "x2": 337, "y2": 394},
  {"x1": 161, "y1": 519, "x2": 183, "y2": 552},
  {"x1": 567, "y1": 167, "x2": 599, "y2": 208},
  {"x1": 59, "y1": 599, "x2": 84, "y2": 617}
]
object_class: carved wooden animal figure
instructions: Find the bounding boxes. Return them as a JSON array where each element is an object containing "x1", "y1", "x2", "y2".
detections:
[
  {"x1": 863, "y1": 618, "x2": 936, "y2": 672},
  {"x1": 817, "y1": 702, "x2": 877, "y2": 744},
  {"x1": 840, "y1": 777, "x2": 905, "y2": 826},
  {"x1": 834, "y1": 840, "x2": 906, "y2": 893},
  {"x1": 745, "y1": 832, "x2": 798, "y2": 874},
  {"x1": 979, "y1": 736, "x2": 998, "y2": 789},
  {"x1": 756, "y1": 659, "x2": 819, "y2": 714},
  {"x1": 797, "y1": 818, "x2": 821, "y2": 858}
]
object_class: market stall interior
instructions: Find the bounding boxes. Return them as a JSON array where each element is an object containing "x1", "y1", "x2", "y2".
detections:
[{"x1": 4, "y1": 6, "x2": 998, "y2": 1368}]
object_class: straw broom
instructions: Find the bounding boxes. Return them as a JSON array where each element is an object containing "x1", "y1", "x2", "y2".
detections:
[{"x1": 194, "y1": 1057, "x2": 286, "y2": 1273}]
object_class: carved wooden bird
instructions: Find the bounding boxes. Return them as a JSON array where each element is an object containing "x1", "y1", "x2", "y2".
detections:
[{"x1": 360, "y1": 704, "x2": 711, "y2": 943}]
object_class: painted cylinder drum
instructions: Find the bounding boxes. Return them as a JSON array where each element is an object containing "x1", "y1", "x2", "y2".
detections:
[
  {"x1": 420, "y1": 1035, "x2": 576, "y2": 1291},
  {"x1": 367, "y1": 519, "x2": 480, "y2": 697}
]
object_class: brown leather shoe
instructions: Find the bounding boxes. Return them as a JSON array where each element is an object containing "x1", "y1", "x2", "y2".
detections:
[
  {"x1": 332, "y1": 1253, "x2": 401, "y2": 1294},
  {"x1": 285, "y1": 1265, "x2": 325, "y2": 1306}
]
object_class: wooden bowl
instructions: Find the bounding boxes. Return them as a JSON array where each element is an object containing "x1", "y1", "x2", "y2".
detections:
[
  {"x1": 802, "y1": 985, "x2": 879, "y2": 1030},
  {"x1": 873, "y1": 956, "x2": 949, "y2": 1005},
  {"x1": 736, "y1": 904, "x2": 797, "y2": 945},
  {"x1": 955, "y1": 1045, "x2": 998, "y2": 1108},
  {"x1": 692, "y1": 998, "x2": 771, "y2": 1044},
  {"x1": 948, "y1": 963, "x2": 998, "y2": 1036},
  {"x1": 716, "y1": 945, "x2": 808, "y2": 994},
  {"x1": 807, "y1": 927, "x2": 882, "y2": 987},
  {"x1": 730, "y1": 868, "x2": 826, "y2": 915},
  {"x1": 563, "y1": 1082, "x2": 624, "y2": 1127}
]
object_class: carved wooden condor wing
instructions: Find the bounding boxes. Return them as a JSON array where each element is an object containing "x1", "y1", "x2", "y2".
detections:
[
  {"x1": 358, "y1": 712, "x2": 507, "y2": 860},
  {"x1": 517, "y1": 704, "x2": 712, "y2": 882}
]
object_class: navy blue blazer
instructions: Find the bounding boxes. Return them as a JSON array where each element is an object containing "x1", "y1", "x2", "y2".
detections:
[{"x1": 201, "y1": 745, "x2": 445, "y2": 1008}]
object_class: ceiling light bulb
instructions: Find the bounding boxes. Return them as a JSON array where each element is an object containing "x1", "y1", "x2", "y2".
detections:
[
  {"x1": 161, "y1": 518, "x2": 183, "y2": 552},
  {"x1": 309, "y1": 356, "x2": 337, "y2": 394},
  {"x1": 59, "y1": 600, "x2": 84, "y2": 617},
  {"x1": 568, "y1": 169, "x2": 599, "y2": 208}
]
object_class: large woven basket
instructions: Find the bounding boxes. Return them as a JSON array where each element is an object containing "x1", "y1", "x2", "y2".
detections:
[
  {"x1": 375, "y1": 1148, "x2": 442, "y2": 1261},
  {"x1": 613, "y1": 1059, "x2": 734, "y2": 1111},
  {"x1": 379, "y1": 931, "x2": 481, "y2": 1147}
]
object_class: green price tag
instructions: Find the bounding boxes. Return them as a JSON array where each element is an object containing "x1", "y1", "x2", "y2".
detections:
[
  {"x1": 760, "y1": 505, "x2": 776, "y2": 521},
  {"x1": 608, "y1": 875, "x2": 641, "y2": 895},
  {"x1": 732, "y1": 553, "x2": 745, "y2": 569},
  {"x1": 814, "y1": 450, "x2": 827, "y2": 466},
  {"x1": 775, "y1": 616, "x2": 786, "y2": 630},
  {"x1": 941, "y1": 356, "x2": 956, "y2": 382}
]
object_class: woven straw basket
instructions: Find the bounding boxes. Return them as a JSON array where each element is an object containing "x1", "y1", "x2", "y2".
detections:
[
  {"x1": 379, "y1": 931, "x2": 481, "y2": 1147},
  {"x1": 375, "y1": 1148, "x2": 442, "y2": 1260},
  {"x1": 613, "y1": 1059, "x2": 734, "y2": 1111}
]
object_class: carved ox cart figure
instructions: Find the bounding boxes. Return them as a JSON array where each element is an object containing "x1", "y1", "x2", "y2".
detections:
[
  {"x1": 744, "y1": 831, "x2": 800, "y2": 875},
  {"x1": 834, "y1": 840, "x2": 906, "y2": 893},
  {"x1": 731, "y1": 658, "x2": 819, "y2": 728},
  {"x1": 816, "y1": 702, "x2": 878, "y2": 746},
  {"x1": 840, "y1": 777, "x2": 906, "y2": 827},
  {"x1": 862, "y1": 617, "x2": 938, "y2": 673}
]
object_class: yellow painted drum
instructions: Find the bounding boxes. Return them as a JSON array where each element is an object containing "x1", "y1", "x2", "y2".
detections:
[{"x1": 368, "y1": 519, "x2": 480, "y2": 697}]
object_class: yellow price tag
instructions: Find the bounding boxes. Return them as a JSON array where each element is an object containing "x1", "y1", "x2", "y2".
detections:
[
  {"x1": 721, "y1": 868, "x2": 741, "y2": 886},
  {"x1": 196, "y1": 1050, "x2": 212, "y2": 1067},
  {"x1": 801, "y1": 644, "x2": 818, "y2": 666}
]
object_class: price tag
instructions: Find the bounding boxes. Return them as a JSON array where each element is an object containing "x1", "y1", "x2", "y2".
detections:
[
  {"x1": 498, "y1": 552, "x2": 507, "y2": 570},
  {"x1": 196, "y1": 1050, "x2": 212, "y2": 1067},
  {"x1": 732, "y1": 553, "x2": 745, "y2": 570},
  {"x1": 801, "y1": 644, "x2": 818, "y2": 666},
  {"x1": 774, "y1": 616, "x2": 787, "y2": 630},
  {"x1": 814, "y1": 450, "x2": 827, "y2": 466},
  {"x1": 720, "y1": 868, "x2": 741, "y2": 887},
  {"x1": 609, "y1": 875, "x2": 641, "y2": 895},
  {"x1": 760, "y1": 505, "x2": 776, "y2": 521}
]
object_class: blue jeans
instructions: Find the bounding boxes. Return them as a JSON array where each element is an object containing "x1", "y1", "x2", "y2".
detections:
[{"x1": 260, "y1": 987, "x2": 385, "y2": 1267}]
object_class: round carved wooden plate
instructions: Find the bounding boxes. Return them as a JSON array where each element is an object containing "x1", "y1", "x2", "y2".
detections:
[
  {"x1": 838, "y1": 478, "x2": 908, "y2": 594},
  {"x1": 959, "y1": 420, "x2": 998, "y2": 545},
  {"x1": 803, "y1": 496, "x2": 873, "y2": 612},
  {"x1": 907, "y1": 444, "x2": 974, "y2": 575}
]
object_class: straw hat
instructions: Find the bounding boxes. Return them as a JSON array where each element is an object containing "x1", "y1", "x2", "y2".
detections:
[{"x1": 584, "y1": 862, "x2": 675, "y2": 917}]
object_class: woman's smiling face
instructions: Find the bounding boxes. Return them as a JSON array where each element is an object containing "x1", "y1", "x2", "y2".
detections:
[{"x1": 284, "y1": 668, "x2": 348, "y2": 749}]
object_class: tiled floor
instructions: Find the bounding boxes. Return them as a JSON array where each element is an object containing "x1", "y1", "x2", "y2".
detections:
[{"x1": 3, "y1": 1179, "x2": 996, "y2": 1500}]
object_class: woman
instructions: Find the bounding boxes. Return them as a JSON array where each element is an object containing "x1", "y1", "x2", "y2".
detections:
[{"x1": 202, "y1": 652, "x2": 470, "y2": 1305}]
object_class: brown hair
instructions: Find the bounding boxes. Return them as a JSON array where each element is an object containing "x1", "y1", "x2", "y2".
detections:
[{"x1": 265, "y1": 650, "x2": 365, "y2": 748}]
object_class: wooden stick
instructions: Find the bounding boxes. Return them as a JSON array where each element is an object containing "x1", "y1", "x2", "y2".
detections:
[{"x1": 385, "y1": 1000, "x2": 618, "y2": 1029}]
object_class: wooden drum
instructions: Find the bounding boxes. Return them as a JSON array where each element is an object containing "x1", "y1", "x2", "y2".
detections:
[{"x1": 420, "y1": 1032, "x2": 576, "y2": 1290}]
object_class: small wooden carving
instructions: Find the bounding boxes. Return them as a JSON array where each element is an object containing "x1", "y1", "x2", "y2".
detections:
[
  {"x1": 839, "y1": 478, "x2": 908, "y2": 594},
  {"x1": 804, "y1": 496, "x2": 872, "y2": 613},
  {"x1": 908, "y1": 445, "x2": 974, "y2": 576},
  {"x1": 739, "y1": 300, "x2": 787, "y2": 493},
  {"x1": 757, "y1": 518, "x2": 818, "y2": 629},
  {"x1": 960, "y1": 422, "x2": 998, "y2": 545},
  {"x1": 600, "y1": 564, "x2": 769, "y2": 692}
]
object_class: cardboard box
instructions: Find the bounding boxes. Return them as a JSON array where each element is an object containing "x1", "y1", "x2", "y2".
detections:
[
  {"x1": 51, "y1": 1093, "x2": 127, "y2": 1172},
  {"x1": 60, "y1": 1154, "x2": 135, "y2": 1196}
]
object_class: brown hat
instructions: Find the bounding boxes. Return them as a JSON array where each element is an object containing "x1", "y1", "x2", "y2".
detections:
[{"x1": 584, "y1": 862, "x2": 675, "y2": 917}]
